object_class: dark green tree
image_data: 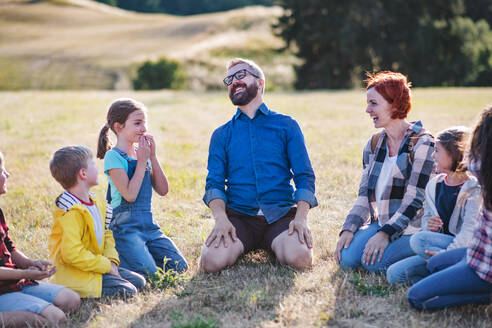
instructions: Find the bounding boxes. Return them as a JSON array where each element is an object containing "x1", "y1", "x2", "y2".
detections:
[
  {"x1": 275, "y1": 0, "x2": 492, "y2": 88},
  {"x1": 133, "y1": 58, "x2": 187, "y2": 90}
]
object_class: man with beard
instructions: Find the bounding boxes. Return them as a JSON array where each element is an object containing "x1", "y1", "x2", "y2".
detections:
[{"x1": 200, "y1": 58, "x2": 317, "y2": 273}]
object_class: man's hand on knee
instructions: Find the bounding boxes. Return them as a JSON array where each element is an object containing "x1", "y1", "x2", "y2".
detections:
[{"x1": 205, "y1": 215, "x2": 238, "y2": 248}]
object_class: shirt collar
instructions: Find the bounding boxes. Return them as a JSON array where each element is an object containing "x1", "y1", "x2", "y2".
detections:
[{"x1": 233, "y1": 102, "x2": 270, "y2": 121}]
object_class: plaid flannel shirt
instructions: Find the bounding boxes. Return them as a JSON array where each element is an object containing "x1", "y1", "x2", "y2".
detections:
[
  {"x1": 341, "y1": 121, "x2": 435, "y2": 241},
  {"x1": 0, "y1": 208, "x2": 36, "y2": 295},
  {"x1": 466, "y1": 159, "x2": 492, "y2": 283}
]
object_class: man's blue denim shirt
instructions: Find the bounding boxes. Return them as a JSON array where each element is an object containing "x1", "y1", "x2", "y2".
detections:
[{"x1": 203, "y1": 103, "x2": 318, "y2": 224}]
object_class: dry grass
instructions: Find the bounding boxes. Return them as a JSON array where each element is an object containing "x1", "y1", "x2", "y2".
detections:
[
  {"x1": 0, "y1": 0, "x2": 295, "y2": 90},
  {"x1": 0, "y1": 88, "x2": 491, "y2": 327}
]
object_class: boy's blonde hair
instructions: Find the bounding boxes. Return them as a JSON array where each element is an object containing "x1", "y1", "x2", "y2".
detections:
[
  {"x1": 226, "y1": 58, "x2": 265, "y2": 93},
  {"x1": 50, "y1": 146, "x2": 92, "y2": 189}
]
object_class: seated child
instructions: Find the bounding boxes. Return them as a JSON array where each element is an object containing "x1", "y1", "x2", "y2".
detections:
[
  {"x1": 0, "y1": 151, "x2": 80, "y2": 326},
  {"x1": 97, "y1": 98, "x2": 187, "y2": 276},
  {"x1": 49, "y1": 146, "x2": 146, "y2": 298},
  {"x1": 387, "y1": 127, "x2": 481, "y2": 284}
]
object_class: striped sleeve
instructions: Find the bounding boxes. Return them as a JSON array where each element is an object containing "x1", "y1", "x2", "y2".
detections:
[{"x1": 380, "y1": 134, "x2": 435, "y2": 239}]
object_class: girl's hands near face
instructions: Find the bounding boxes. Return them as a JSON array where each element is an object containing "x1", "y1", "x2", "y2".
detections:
[
  {"x1": 145, "y1": 135, "x2": 157, "y2": 158},
  {"x1": 136, "y1": 135, "x2": 151, "y2": 162}
]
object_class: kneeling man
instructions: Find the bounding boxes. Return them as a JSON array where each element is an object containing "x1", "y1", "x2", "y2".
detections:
[{"x1": 200, "y1": 58, "x2": 317, "y2": 273}]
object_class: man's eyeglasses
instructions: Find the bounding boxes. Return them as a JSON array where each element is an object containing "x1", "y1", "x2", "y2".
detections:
[{"x1": 223, "y1": 69, "x2": 259, "y2": 86}]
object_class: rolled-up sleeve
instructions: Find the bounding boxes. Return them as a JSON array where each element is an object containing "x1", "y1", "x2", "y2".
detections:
[
  {"x1": 203, "y1": 127, "x2": 228, "y2": 206},
  {"x1": 287, "y1": 119, "x2": 318, "y2": 208}
]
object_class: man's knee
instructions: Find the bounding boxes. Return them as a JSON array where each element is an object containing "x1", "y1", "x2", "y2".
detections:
[
  {"x1": 53, "y1": 288, "x2": 81, "y2": 313},
  {"x1": 280, "y1": 245, "x2": 313, "y2": 270},
  {"x1": 200, "y1": 244, "x2": 242, "y2": 273}
]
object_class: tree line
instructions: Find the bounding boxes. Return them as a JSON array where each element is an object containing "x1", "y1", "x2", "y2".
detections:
[
  {"x1": 95, "y1": 0, "x2": 271, "y2": 15},
  {"x1": 274, "y1": 0, "x2": 492, "y2": 88}
]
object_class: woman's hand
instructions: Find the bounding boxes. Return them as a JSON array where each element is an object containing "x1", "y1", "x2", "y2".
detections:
[
  {"x1": 427, "y1": 216, "x2": 443, "y2": 232},
  {"x1": 334, "y1": 231, "x2": 354, "y2": 263},
  {"x1": 363, "y1": 231, "x2": 389, "y2": 265}
]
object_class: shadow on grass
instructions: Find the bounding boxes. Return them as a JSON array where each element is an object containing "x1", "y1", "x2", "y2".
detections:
[
  {"x1": 127, "y1": 250, "x2": 297, "y2": 327},
  {"x1": 328, "y1": 266, "x2": 492, "y2": 328}
]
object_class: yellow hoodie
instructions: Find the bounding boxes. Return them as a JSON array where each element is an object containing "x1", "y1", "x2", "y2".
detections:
[{"x1": 49, "y1": 191, "x2": 119, "y2": 298}]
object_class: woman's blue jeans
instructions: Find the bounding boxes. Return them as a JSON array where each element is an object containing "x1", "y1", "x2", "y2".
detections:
[
  {"x1": 339, "y1": 222, "x2": 414, "y2": 273},
  {"x1": 386, "y1": 231, "x2": 454, "y2": 284},
  {"x1": 407, "y1": 248, "x2": 492, "y2": 310}
]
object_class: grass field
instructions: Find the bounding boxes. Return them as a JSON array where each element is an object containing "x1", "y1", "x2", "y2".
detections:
[{"x1": 0, "y1": 88, "x2": 491, "y2": 327}]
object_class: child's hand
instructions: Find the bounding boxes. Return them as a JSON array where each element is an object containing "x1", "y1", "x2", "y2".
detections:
[
  {"x1": 427, "y1": 216, "x2": 443, "y2": 232},
  {"x1": 145, "y1": 135, "x2": 157, "y2": 158},
  {"x1": 423, "y1": 249, "x2": 440, "y2": 261},
  {"x1": 24, "y1": 266, "x2": 57, "y2": 280},
  {"x1": 136, "y1": 135, "x2": 151, "y2": 162},
  {"x1": 29, "y1": 259, "x2": 51, "y2": 271},
  {"x1": 109, "y1": 262, "x2": 121, "y2": 278}
]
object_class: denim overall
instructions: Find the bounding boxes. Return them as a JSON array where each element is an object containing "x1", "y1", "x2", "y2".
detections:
[{"x1": 109, "y1": 148, "x2": 187, "y2": 275}]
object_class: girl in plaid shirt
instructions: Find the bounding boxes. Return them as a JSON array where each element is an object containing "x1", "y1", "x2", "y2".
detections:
[
  {"x1": 408, "y1": 105, "x2": 492, "y2": 310},
  {"x1": 334, "y1": 71, "x2": 435, "y2": 273},
  {"x1": 0, "y1": 151, "x2": 80, "y2": 325}
]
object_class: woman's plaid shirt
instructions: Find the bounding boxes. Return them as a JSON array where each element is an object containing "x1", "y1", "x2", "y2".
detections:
[
  {"x1": 466, "y1": 160, "x2": 492, "y2": 283},
  {"x1": 341, "y1": 121, "x2": 435, "y2": 241}
]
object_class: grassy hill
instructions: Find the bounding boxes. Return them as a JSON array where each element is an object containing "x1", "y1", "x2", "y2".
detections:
[{"x1": 0, "y1": 0, "x2": 296, "y2": 90}]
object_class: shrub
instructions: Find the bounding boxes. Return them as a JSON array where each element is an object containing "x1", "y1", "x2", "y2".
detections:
[{"x1": 133, "y1": 57, "x2": 187, "y2": 90}]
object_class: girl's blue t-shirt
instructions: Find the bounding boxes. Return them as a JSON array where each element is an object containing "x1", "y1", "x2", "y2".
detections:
[{"x1": 104, "y1": 149, "x2": 151, "y2": 209}]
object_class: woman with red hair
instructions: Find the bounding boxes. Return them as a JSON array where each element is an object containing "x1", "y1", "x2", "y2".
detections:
[{"x1": 334, "y1": 71, "x2": 435, "y2": 273}]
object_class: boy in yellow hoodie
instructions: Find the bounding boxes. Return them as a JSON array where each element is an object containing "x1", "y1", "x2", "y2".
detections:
[{"x1": 49, "y1": 146, "x2": 145, "y2": 298}]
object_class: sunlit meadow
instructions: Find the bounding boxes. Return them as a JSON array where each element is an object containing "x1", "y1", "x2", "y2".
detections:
[{"x1": 0, "y1": 89, "x2": 491, "y2": 327}]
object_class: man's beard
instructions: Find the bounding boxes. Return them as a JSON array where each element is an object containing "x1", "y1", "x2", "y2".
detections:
[{"x1": 229, "y1": 82, "x2": 258, "y2": 106}]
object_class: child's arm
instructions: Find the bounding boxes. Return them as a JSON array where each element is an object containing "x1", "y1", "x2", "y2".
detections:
[
  {"x1": 446, "y1": 186, "x2": 482, "y2": 250},
  {"x1": 59, "y1": 211, "x2": 112, "y2": 274},
  {"x1": 102, "y1": 228, "x2": 119, "y2": 266},
  {"x1": 146, "y1": 135, "x2": 169, "y2": 196},
  {"x1": 0, "y1": 266, "x2": 56, "y2": 281},
  {"x1": 11, "y1": 249, "x2": 51, "y2": 271},
  {"x1": 108, "y1": 136, "x2": 150, "y2": 202}
]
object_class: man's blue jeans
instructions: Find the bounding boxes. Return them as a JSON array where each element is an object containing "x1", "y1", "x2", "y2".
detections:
[
  {"x1": 408, "y1": 248, "x2": 492, "y2": 310},
  {"x1": 339, "y1": 222, "x2": 414, "y2": 273},
  {"x1": 386, "y1": 231, "x2": 454, "y2": 284}
]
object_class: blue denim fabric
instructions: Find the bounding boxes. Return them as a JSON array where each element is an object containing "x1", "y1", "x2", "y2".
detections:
[
  {"x1": 410, "y1": 231, "x2": 455, "y2": 258},
  {"x1": 386, "y1": 231, "x2": 455, "y2": 284},
  {"x1": 0, "y1": 282, "x2": 64, "y2": 314},
  {"x1": 110, "y1": 148, "x2": 188, "y2": 276},
  {"x1": 339, "y1": 222, "x2": 414, "y2": 273},
  {"x1": 426, "y1": 247, "x2": 466, "y2": 273},
  {"x1": 101, "y1": 267, "x2": 146, "y2": 297},
  {"x1": 203, "y1": 103, "x2": 317, "y2": 224},
  {"x1": 408, "y1": 253, "x2": 492, "y2": 310}
]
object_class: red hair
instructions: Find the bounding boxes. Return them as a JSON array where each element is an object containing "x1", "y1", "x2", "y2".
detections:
[{"x1": 365, "y1": 71, "x2": 412, "y2": 119}]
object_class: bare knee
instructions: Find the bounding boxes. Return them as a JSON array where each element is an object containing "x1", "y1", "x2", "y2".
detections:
[
  {"x1": 53, "y1": 288, "x2": 81, "y2": 313},
  {"x1": 0, "y1": 311, "x2": 46, "y2": 327},
  {"x1": 200, "y1": 243, "x2": 243, "y2": 274},
  {"x1": 40, "y1": 305, "x2": 67, "y2": 325},
  {"x1": 282, "y1": 247, "x2": 313, "y2": 270}
]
